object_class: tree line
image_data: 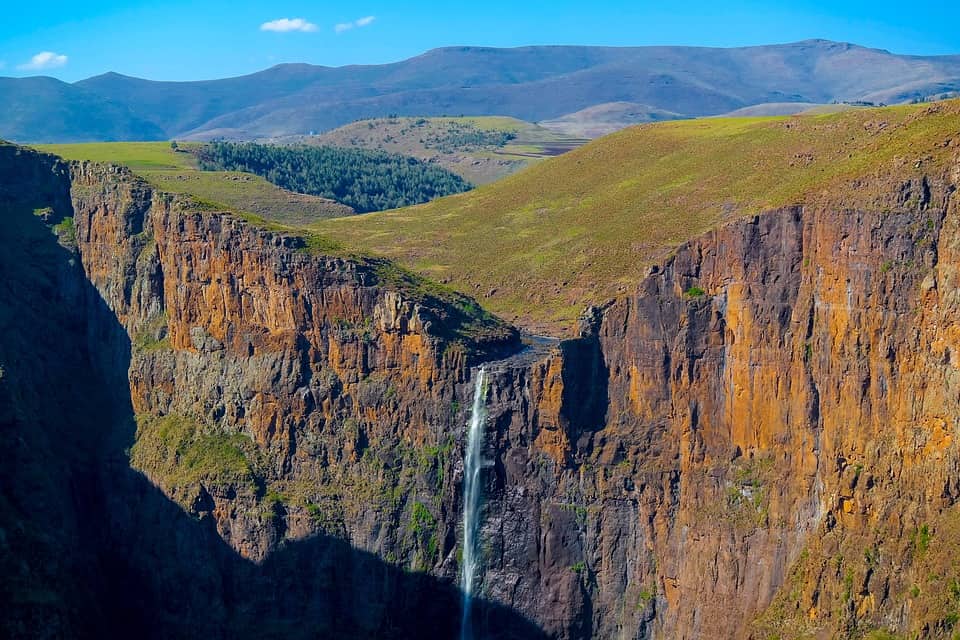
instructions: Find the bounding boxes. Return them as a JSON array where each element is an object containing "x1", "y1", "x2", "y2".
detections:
[{"x1": 195, "y1": 142, "x2": 472, "y2": 213}]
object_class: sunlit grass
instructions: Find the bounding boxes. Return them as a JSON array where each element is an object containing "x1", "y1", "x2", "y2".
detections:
[
  {"x1": 35, "y1": 141, "x2": 353, "y2": 225},
  {"x1": 317, "y1": 101, "x2": 960, "y2": 334}
]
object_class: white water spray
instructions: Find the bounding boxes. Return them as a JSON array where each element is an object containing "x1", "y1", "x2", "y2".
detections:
[{"x1": 460, "y1": 367, "x2": 488, "y2": 640}]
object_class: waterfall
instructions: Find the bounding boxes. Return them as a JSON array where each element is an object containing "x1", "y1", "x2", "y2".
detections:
[{"x1": 460, "y1": 367, "x2": 488, "y2": 640}]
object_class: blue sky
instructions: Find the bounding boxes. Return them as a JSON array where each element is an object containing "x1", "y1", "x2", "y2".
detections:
[{"x1": 2, "y1": 0, "x2": 958, "y2": 82}]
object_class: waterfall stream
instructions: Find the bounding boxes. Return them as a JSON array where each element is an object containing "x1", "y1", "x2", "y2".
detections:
[{"x1": 460, "y1": 367, "x2": 487, "y2": 640}]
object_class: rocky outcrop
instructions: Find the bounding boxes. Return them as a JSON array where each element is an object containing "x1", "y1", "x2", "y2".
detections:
[{"x1": 5, "y1": 137, "x2": 960, "y2": 640}]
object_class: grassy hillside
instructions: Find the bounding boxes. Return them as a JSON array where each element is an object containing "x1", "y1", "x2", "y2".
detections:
[
  {"x1": 35, "y1": 142, "x2": 353, "y2": 225},
  {"x1": 297, "y1": 116, "x2": 586, "y2": 184},
  {"x1": 317, "y1": 101, "x2": 960, "y2": 334}
]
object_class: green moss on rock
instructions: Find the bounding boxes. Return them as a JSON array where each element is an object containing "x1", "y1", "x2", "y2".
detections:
[{"x1": 130, "y1": 414, "x2": 258, "y2": 490}]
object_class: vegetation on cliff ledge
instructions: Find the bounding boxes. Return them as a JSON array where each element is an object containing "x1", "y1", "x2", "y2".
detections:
[{"x1": 130, "y1": 414, "x2": 259, "y2": 490}]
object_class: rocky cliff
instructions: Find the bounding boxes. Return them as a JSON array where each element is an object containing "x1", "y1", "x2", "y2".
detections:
[
  {"x1": 1, "y1": 145, "x2": 536, "y2": 640},
  {"x1": 69, "y1": 157, "x2": 519, "y2": 565},
  {"x1": 468, "y1": 158, "x2": 960, "y2": 639},
  {"x1": 4, "y1": 133, "x2": 960, "y2": 640}
]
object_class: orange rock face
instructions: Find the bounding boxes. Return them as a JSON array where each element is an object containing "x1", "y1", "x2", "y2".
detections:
[
  {"x1": 69, "y1": 162, "x2": 518, "y2": 567},
  {"x1": 474, "y1": 164, "x2": 960, "y2": 639}
]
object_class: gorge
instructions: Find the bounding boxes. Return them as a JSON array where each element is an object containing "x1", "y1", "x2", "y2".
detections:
[{"x1": 4, "y1": 100, "x2": 960, "y2": 640}]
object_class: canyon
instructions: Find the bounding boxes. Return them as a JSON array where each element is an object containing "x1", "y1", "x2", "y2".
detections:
[{"x1": 4, "y1": 101, "x2": 960, "y2": 640}]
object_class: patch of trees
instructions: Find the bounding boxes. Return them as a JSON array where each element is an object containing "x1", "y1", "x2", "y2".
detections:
[
  {"x1": 196, "y1": 142, "x2": 472, "y2": 213},
  {"x1": 424, "y1": 123, "x2": 516, "y2": 153}
]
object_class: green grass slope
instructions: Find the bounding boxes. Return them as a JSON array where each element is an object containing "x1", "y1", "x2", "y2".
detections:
[
  {"x1": 317, "y1": 101, "x2": 960, "y2": 334},
  {"x1": 34, "y1": 142, "x2": 354, "y2": 225}
]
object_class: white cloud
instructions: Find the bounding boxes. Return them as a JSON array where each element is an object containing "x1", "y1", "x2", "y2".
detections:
[
  {"x1": 260, "y1": 18, "x2": 318, "y2": 33},
  {"x1": 335, "y1": 15, "x2": 376, "y2": 33},
  {"x1": 18, "y1": 51, "x2": 68, "y2": 71}
]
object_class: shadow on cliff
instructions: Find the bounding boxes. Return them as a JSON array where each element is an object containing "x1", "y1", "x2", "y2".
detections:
[
  {"x1": 0, "y1": 153, "x2": 549, "y2": 640},
  {"x1": 93, "y1": 468, "x2": 550, "y2": 640}
]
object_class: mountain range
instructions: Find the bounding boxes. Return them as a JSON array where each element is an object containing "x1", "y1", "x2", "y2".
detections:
[{"x1": 2, "y1": 39, "x2": 959, "y2": 143}]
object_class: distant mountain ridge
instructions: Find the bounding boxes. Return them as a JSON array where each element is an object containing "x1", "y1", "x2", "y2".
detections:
[
  {"x1": 2, "y1": 39, "x2": 960, "y2": 142},
  {"x1": 539, "y1": 102, "x2": 684, "y2": 137},
  {"x1": 0, "y1": 76, "x2": 165, "y2": 142}
]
